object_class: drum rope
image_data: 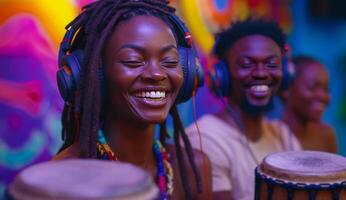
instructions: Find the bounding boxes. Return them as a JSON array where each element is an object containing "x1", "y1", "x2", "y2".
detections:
[{"x1": 255, "y1": 167, "x2": 346, "y2": 200}]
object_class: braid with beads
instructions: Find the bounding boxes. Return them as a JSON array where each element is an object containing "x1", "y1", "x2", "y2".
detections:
[{"x1": 57, "y1": 0, "x2": 201, "y2": 198}]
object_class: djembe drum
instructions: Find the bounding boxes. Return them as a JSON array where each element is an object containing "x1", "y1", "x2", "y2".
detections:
[
  {"x1": 6, "y1": 159, "x2": 159, "y2": 200},
  {"x1": 255, "y1": 151, "x2": 346, "y2": 200}
]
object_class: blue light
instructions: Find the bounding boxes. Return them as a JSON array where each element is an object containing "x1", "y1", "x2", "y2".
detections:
[{"x1": 214, "y1": 0, "x2": 230, "y2": 11}]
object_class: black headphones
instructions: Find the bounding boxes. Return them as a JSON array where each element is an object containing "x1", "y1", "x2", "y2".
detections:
[
  {"x1": 207, "y1": 40, "x2": 294, "y2": 98},
  {"x1": 57, "y1": 14, "x2": 204, "y2": 105}
]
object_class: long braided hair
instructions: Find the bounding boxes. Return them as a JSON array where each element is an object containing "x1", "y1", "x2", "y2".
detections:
[{"x1": 58, "y1": 0, "x2": 201, "y2": 198}]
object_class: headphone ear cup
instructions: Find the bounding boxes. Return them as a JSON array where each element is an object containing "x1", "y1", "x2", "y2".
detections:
[
  {"x1": 168, "y1": 14, "x2": 204, "y2": 104},
  {"x1": 176, "y1": 47, "x2": 195, "y2": 104},
  {"x1": 218, "y1": 61, "x2": 231, "y2": 97},
  {"x1": 280, "y1": 53, "x2": 294, "y2": 91},
  {"x1": 56, "y1": 50, "x2": 83, "y2": 103},
  {"x1": 209, "y1": 61, "x2": 231, "y2": 97},
  {"x1": 57, "y1": 66, "x2": 75, "y2": 103},
  {"x1": 175, "y1": 46, "x2": 205, "y2": 104}
]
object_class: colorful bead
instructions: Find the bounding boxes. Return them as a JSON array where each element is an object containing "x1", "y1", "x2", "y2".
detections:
[{"x1": 97, "y1": 130, "x2": 173, "y2": 199}]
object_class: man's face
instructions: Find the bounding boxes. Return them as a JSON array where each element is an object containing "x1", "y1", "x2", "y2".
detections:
[{"x1": 225, "y1": 35, "x2": 283, "y2": 114}]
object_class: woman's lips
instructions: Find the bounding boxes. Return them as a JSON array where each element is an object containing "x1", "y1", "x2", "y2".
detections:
[
  {"x1": 311, "y1": 102, "x2": 327, "y2": 114},
  {"x1": 131, "y1": 90, "x2": 169, "y2": 108}
]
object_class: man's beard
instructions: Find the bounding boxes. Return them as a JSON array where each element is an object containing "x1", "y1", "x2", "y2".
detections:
[{"x1": 240, "y1": 96, "x2": 274, "y2": 116}]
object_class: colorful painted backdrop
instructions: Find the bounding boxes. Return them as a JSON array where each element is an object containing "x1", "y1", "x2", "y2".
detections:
[
  {"x1": 0, "y1": 0, "x2": 92, "y2": 196},
  {"x1": 0, "y1": 0, "x2": 345, "y2": 198}
]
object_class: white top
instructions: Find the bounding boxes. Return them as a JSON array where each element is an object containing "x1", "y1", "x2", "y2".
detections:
[{"x1": 186, "y1": 114, "x2": 301, "y2": 200}]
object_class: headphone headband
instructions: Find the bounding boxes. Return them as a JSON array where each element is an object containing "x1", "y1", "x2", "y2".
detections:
[
  {"x1": 58, "y1": 27, "x2": 77, "y2": 68},
  {"x1": 167, "y1": 15, "x2": 192, "y2": 48},
  {"x1": 57, "y1": 13, "x2": 204, "y2": 104}
]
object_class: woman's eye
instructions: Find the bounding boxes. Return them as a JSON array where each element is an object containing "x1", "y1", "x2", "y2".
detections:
[
  {"x1": 162, "y1": 61, "x2": 178, "y2": 68},
  {"x1": 306, "y1": 84, "x2": 317, "y2": 91},
  {"x1": 121, "y1": 60, "x2": 145, "y2": 68},
  {"x1": 161, "y1": 58, "x2": 179, "y2": 68}
]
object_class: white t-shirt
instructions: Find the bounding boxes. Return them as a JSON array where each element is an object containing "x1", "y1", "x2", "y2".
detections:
[{"x1": 186, "y1": 114, "x2": 301, "y2": 200}]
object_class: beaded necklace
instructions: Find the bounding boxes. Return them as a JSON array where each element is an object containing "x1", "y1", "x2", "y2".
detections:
[{"x1": 96, "y1": 130, "x2": 174, "y2": 200}]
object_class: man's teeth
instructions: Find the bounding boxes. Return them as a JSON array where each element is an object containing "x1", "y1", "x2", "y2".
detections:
[
  {"x1": 135, "y1": 91, "x2": 166, "y2": 98},
  {"x1": 250, "y1": 85, "x2": 269, "y2": 92}
]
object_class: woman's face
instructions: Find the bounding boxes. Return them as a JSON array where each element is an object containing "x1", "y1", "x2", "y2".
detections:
[
  {"x1": 289, "y1": 62, "x2": 330, "y2": 122},
  {"x1": 103, "y1": 15, "x2": 183, "y2": 123}
]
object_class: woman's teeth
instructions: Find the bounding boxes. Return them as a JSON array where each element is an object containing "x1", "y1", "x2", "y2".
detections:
[{"x1": 134, "y1": 91, "x2": 166, "y2": 99}]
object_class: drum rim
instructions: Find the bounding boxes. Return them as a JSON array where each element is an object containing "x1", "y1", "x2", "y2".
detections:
[
  {"x1": 9, "y1": 159, "x2": 158, "y2": 199},
  {"x1": 259, "y1": 151, "x2": 346, "y2": 183}
]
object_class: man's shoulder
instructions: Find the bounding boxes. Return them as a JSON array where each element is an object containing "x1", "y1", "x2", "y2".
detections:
[
  {"x1": 265, "y1": 118, "x2": 288, "y2": 128},
  {"x1": 186, "y1": 115, "x2": 242, "y2": 151},
  {"x1": 265, "y1": 119, "x2": 302, "y2": 150},
  {"x1": 265, "y1": 119, "x2": 291, "y2": 135},
  {"x1": 187, "y1": 114, "x2": 221, "y2": 128},
  {"x1": 186, "y1": 114, "x2": 238, "y2": 136}
]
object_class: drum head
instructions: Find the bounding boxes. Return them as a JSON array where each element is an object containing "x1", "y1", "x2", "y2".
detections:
[
  {"x1": 259, "y1": 151, "x2": 346, "y2": 183},
  {"x1": 9, "y1": 159, "x2": 158, "y2": 200}
]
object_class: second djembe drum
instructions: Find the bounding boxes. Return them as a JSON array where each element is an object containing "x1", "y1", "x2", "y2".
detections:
[{"x1": 255, "y1": 151, "x2": 346, "y2": 200}]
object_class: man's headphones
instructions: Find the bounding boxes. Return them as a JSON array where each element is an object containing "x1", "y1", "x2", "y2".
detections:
[
  {"x1": 57, "y1": 14, "x2": 204, "y2": 105},
  {"x1": 207, "y1": 41, "x2": 294, "y2": 98}
]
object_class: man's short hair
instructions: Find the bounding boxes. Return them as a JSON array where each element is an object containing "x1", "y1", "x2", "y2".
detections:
[{"x1": 213, "y1": 18, "x2": 286, "y2": 59}]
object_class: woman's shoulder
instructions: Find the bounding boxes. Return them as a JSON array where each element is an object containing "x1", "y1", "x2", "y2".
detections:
[
  {"x1": 167, "y1": 144, "x2": 211, "y2": 199},
  {"x1": 166, "y1": 144, "x2": 210, "y2": 169},
  {"x1": 53, "y1": 143, "x2": 81, "y2": 161},
  {"x1": 308, "y1": 123, "x2": 338, "y2": 153},
  {"x1": 309, "y1": 123, "x2": 336, "y2": 139}
]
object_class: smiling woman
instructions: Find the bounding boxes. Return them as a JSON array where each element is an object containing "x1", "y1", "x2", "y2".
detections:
[
  {"x1": 52, "y1": 0, "x2": 209, "y2": 199},
  {"x1": 103, "y1": 16, "x2": 183, "y2": 123},
  {"x1": 282, "y1": 56, "x2": 337, "y2": 153}
]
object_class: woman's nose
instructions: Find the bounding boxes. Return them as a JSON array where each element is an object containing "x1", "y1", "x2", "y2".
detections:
[{"x1": 140, "y1": 61, "x2": 167, "y2": 82}]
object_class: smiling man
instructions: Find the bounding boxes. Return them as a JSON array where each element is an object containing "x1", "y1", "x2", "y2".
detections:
[{"x1": 187, "y1": 19, "x2": 301, "y2": 200}]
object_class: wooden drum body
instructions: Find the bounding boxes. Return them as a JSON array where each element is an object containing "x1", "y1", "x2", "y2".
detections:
[
  {"x1": 255, "y1": 151, "x2": 346, "y2": 200},
  {"x1": 7, "y1": 159, "x2": 158, "y2": 200}
]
